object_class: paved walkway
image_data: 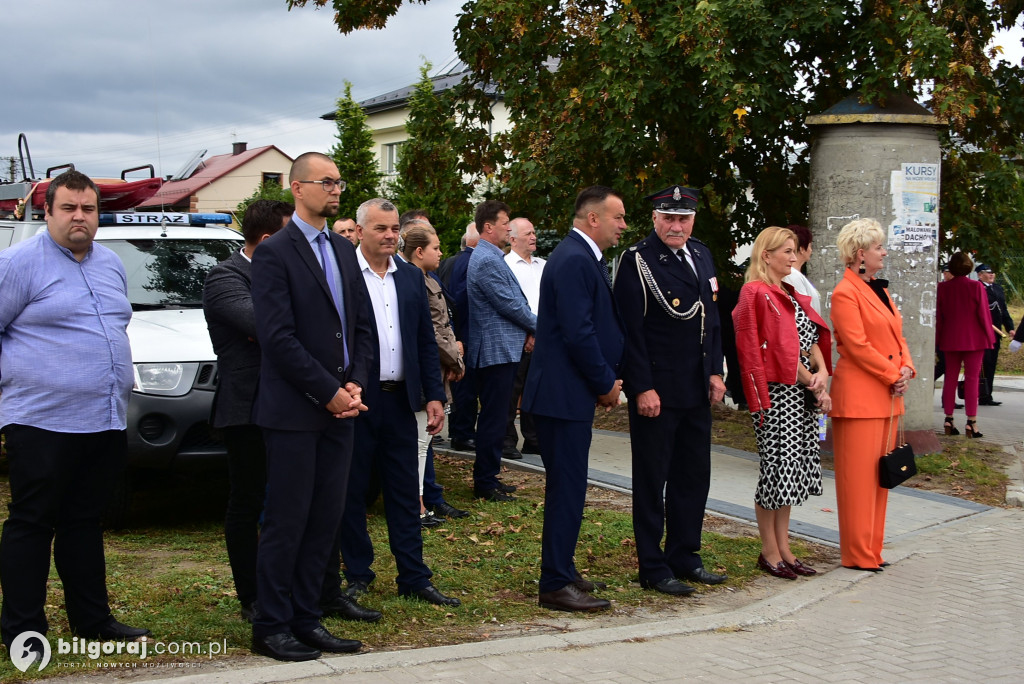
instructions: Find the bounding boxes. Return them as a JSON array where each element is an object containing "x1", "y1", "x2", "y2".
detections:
[
  {"x1": 52, "y1": 377, "x2": 1023, "y2": 683},
  {"x1": 120, "y1": 507, "x2": 1024, "y2": 684}
]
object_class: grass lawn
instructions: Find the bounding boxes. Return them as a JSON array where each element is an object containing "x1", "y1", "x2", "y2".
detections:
[{"x1": 0, "y1": 453, "x2": 835, "y2": 682}]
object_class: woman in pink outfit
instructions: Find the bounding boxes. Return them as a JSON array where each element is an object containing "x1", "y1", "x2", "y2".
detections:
[{"x1": 936, "y1": 251, "x2": 995, "y2": 438}]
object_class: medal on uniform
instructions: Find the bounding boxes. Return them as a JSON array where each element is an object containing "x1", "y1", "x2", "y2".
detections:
[{"x1": 672, "y1": 298, "x2": 680, "y2": 307}]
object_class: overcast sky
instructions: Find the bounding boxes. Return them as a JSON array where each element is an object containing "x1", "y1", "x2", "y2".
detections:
[
  {"x1": 0, "y1": 0, "x2": 463, "y2": 180},
  {"x1": 2, "y1": 2, "x2": 1021, "y2": 183}
]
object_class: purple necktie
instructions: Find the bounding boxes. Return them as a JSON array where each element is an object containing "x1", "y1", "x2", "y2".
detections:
[{"x1": 316, "y1": 232, "x2": 349, "y2": 368}]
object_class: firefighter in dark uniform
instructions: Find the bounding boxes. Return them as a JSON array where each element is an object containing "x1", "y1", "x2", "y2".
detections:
[{"x1": 613, "y1": 185, "x2": 728, "y2": 596}]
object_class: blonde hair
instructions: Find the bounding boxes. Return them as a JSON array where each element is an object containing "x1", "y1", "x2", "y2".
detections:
[
  {"x1": 836, "y1": 218, "x2": 885, "y2": 267},
  {"x1": 745, "y1": 226, "x2": 797, "y2": 284}
]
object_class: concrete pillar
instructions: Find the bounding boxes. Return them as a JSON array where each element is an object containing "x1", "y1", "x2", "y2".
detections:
[{"x1": 806, "y1": 94, "x2": 943, "y2": 453}]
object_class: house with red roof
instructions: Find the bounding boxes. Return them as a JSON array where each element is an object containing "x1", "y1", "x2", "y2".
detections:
[{"x1": 137, "y1": 143, "x2": 292, "y2": 214}]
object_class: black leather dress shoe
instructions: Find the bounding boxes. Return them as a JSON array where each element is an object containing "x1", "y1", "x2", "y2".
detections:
[
  {"x1": 400, "y1": 584, "x2": 462, "y2": 606},
  {"x1": 539, "y1": 583, "x2": 611, "y2": 612},
  {"x1": 252, "y1": 633, "x2": 320, "y2": 661},
  {"x1": 979, "y1": 398, "x2": 1002, "y2": 406},
  {"x1": 495, "y1": 479, "x2": 518, "y2": 493},
  {"x1": 76, "y1": 619, "x2": 151, "y2": 641},
  {"x1": 344, "y1": 580, "x2": 370, "y2": 598},
  {"x1": 640, "y1": 577, "x2": 696, "y2": 595},
  {"x1": 572, "y1": 569, "x2": 608, "y2": 593},
  {"x1": 450, "y1": 438, "x2": 476, "y2": 451},
  {"x1": 321, "y1": 595, "x2": 382, "y2": 622},
  {"x1": 843, "y1": 565, "x2": 883, "y2": 572},
  {"x1": 502, "y1": 447, "x2": 523, "y2": 460},
  {"x1": 420, "y1": 511, "x2": 443, "y2": 528},
  {"x1": 475, "y1": 487, "x2": 516, "y2": 502},
  {"x1": 680, "y1": 567, "x2": 728, "y2": 585},
  {"x1": 521, "y1": 442, "x2": 542, "y2": 455},
  {"x1": 433, "y1": 501, "x2": 470, "y2": 518},
  {"x1": 294, "y1": 626, "x2": 361, "y2": 654}
]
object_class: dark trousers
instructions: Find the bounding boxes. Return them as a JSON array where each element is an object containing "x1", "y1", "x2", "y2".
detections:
[
  {"x1": 253, "y1": 421, "x2": 352, "y2": 639},
  {"x1": 505, "y1": 351, "x2": 538, "y2": 449},
  {"x1": 221, "y1": 425, "x2": 267, "y2": 611},
  {"x1": 329, "y1": 390, "x2": 431, "y2": 595},
  {"x1": 422, "y1": 445, "x2": 446, "y2": 509},
  {"x1": 534, "y1": 416, "x2": 592, "y2": 593},
  {"x1": 627, "y1": 401, "x2": 712, "y2": 582},
  {"x1": 0, "y1": 426, "x2": 125, "y2": 647},
  {"x1": 448, "y1": 365, "x2": 478, "y2": 442},
  {"x1": 473, "y1": 362, "x2": 518, "y2": 491},
  {"x1": 981, "y1": 340, "x2": 1001, "y2": 401}
]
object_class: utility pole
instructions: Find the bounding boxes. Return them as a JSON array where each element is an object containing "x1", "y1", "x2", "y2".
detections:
[{"x1": 0, "y1": 156, "x2": 16, "y2": 183}]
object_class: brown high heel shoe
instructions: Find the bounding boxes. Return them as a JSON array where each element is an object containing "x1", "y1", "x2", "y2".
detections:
[
  {"x1": 943, "y1": 416, "x2": 959, "y2": 436},
  {"x1": 783, "y1": 558, "x2": 817, "y2": 576},
  {"x1": 757, "y1": 553, "x2": 798, "y2": 580},
  {"x1": 965, "y1": 419, "x2": 983, "y2": 439}
]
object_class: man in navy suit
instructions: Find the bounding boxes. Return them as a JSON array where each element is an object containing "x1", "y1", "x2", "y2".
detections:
[
  {"x1": 445, "y1": 223, "x2": 480, "y2": 451},
  {"x1": 613, "y1": 185, "x2": 728, "y2": 597},
  {"x1": 522, "y1": 186, "x2": 626, "y2": 612},
  {"x1": 249, "y1": 152, "x2": 374, "y2": 661},
  {"x1": 202, "y1": 199, "x2": 291, "y2": 623},
  {"x1": 327, "y1": 199, "x2": 462, "y2": 609}
]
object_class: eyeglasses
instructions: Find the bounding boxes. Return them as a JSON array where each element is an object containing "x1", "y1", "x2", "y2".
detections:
[{"x1": 296, "y1": 178, "x2": 347, "y2": 192}]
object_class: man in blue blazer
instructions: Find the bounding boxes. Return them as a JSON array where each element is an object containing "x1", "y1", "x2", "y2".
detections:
[
  {"x1": 466, "y1": 201, "x2": 537, "y2": 501},
  {"x1": 249, "y1": 153, "x2": 374, "y2": 661},
  {"x1": 443, "y1": 223, "x2": 479, "y2": 451},
  {"x1": 522, "y1": 186, "x2": 626, "y2": 612},
  {"x1": 202, "y1": 198, "x2": 291, "y2": 623},
  {"x1": 325, "y1": 198, "x2": 461, "y2": 609}
]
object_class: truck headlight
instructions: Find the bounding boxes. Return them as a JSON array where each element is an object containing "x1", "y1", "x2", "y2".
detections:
[{"x1": 133, "y1": 363, "x2": 199, "y2": 396}]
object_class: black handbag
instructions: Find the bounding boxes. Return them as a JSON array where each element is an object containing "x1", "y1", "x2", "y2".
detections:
[{"x1": 879, "y1": 400, "x2": 916, "y2": 489}]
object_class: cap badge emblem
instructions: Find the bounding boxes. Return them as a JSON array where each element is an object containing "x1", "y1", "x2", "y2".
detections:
[{"x1": 672, "y1": 187, "x2": 682, "y2": 200}]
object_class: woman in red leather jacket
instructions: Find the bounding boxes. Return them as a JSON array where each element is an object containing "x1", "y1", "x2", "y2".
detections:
[{"x1": 733, "y1": 226, "x2": 832, "y2": 580}]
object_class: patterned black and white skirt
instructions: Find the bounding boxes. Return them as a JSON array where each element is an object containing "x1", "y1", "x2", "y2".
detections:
[{"x1": 751, "y1": 381, "x2": 823, "y2": 510}]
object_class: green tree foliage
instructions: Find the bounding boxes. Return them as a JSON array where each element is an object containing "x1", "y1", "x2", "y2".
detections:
[
  {"x1": 289, "y1": 0, "x2": 1024, "y2": 269},
  {"x1": 234, "y1": 181, "x2": 293, "y2": 229},
  {"x1": 329, "y1": 81, "x2": 384, "y2": 220},
  {"x1": 390, "y1": 62, "x2": 474, "y2": 256}
]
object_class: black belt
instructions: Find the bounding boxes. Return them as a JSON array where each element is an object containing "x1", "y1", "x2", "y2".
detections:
[{"x1": 379, "y1": 380, "x2": 406, "y2": 392}]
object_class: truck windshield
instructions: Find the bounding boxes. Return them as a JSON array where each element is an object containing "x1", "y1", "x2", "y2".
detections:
[{"x1": 102, "y1": 238, "x2": 241, "y2": 309}]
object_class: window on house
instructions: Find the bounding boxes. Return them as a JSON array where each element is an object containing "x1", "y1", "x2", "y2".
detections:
[
  {"x1": 382, "y1": 143, "x2": 403, "y2": 176},
  {"x1": 262, "y1": 172, "x2": 282, "y2": 186}
]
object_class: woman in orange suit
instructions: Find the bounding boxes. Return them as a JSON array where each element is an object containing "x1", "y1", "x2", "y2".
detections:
[{"x1": 830, "y1": 218, "x2": 915, "y2": 572}]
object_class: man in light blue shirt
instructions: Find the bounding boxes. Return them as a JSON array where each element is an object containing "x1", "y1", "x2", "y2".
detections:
[{"x1": 0, "y1": 170, "x2": 149, "y2": 655}]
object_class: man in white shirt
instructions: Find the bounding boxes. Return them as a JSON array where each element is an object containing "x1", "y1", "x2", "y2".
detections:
[
  {"x1": 328, "y1": 198, "x2": 461, "y2": 609},
  {"x1": 503, "y1": 218, "x2": 545, "y2": 458}
]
